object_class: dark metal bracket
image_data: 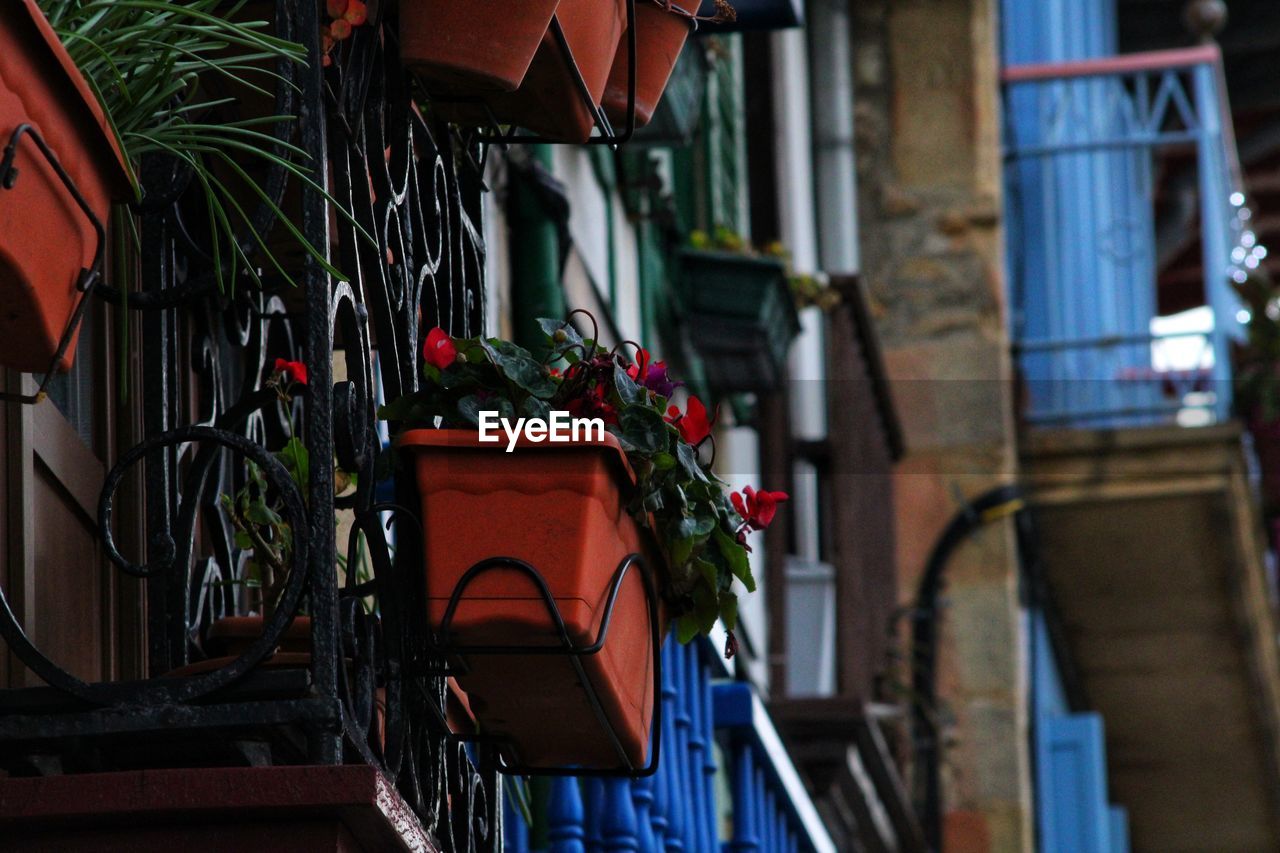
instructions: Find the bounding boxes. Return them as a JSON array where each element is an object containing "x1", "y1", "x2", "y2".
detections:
[
  {"x1": 423, "y1": 552, "x2": 664, "y2": 779},
  {"x1": 0, "y1": 123, "x2": 108, "y2": 405}
]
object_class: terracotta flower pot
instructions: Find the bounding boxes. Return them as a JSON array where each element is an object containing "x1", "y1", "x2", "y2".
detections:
[
  {"x1": 603, "y1": 0, "x2": 697, "y2": 127},
  {"x1": 0, "y1": 0, "x2": 132, "y2": 373},
  {"x1": 167, "y1": 615, "x2": 395, "y2": 749},
  {"x1": 400, "y1": 428, "x2": 666, "y2": 770},
  {"x1": 434, "y1": 0, "x2": 628, "y2": 143},
  {"x1": 400, "y1": 0, "x2": 562, "y2": 92}
]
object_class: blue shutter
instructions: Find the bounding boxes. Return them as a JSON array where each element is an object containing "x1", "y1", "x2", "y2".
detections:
[
  {"x1": 1108, "y1": 806, "x2": 1130, "y2": 853},
  {"x1": 1037, "y1": 713, "x2": 1112, "y2": 853}
]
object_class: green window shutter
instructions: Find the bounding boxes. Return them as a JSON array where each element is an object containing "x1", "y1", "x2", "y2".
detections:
[{"x1": 701, "y1": 34, "x2": 747, "y2": 237}]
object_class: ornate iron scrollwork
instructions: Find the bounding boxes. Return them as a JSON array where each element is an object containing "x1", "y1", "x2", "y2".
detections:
[{"x1": 0, "y1": 1, "x2": 497, "y2": 849}]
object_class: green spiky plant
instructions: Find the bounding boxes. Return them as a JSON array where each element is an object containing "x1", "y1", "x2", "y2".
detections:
[{"x1": 38, "y1": 0, "x2": 368, "y2": 291}]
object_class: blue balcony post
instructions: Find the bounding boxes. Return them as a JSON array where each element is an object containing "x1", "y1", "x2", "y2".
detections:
[
  {"x1": 663, "y1": 643, "x2": 688, "y2": 851},
  {"x1": 650, "y1": 723, "x2": 670, "y2": 849},
  {"x1": 729, "y1": 742, "x2": 761, "y2": 852},
  {"x1": 774, "y1": 794, "x2": 788, "y2": 853},
  {"x1": 632, "y1": 772, "x2": 658, "y2": 852},
  {"x1": 1193, "y1": 59, "x2": 1239, "y2": 421},
  {"x1": 601, "y1": 778, "x2": 642, "y2": 852},
  {"x1": 549, "y1": 776, "x2": 588, "y2": 853},
  {"x1": 700, "y1": 651, "x2": 720, "y2": 852},
  {"x1": 585, "y1": 777, "x2": 606, "y2": 851},
  {"x1": 683, "y1": 644, "x2": 710, "y2": 850},
  {"x1": 764, "y1": 792, "x2": 776, "y2": 853}
]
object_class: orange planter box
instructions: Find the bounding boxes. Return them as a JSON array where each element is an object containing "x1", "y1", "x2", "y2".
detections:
[
  {"x1": 0, "y1": 0, "x2": 130, "y2": 373},
  {"x1": 399, "y1": 0, "x2": 562, "y2": 93},
  {"x1": 603, "y1": 0, "x2": 697, "y2": 127},
  {"x1": 400, "y1": 428, "x2": 665, "y2": 770}
]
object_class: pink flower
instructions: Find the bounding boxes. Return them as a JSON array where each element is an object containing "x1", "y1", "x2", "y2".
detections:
[
  {"x1": 273, "y1": 358, "x2": 308, "y2": 386},
  {"x1": 422, "y1": 327, "x2": 457, "y2": 370}
]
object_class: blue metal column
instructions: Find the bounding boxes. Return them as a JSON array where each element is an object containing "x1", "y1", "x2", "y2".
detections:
[{"x1": 1193, "y1": 60, "x2": 1239, "y2": 421}]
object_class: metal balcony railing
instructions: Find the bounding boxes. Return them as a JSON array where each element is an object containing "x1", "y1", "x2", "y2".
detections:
[
  {"x1": 1003, "y1": 45, "x2": 1251, "y2": 428},
  {"x1": 0, "y1": 3, "x2": 497, "y2": 849},
  {"x1": 503, "y1": 639, "x2": 835, "y2": 853}
]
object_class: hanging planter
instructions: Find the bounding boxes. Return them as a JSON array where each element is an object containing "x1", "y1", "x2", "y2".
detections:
[
  {"x1": 433, "y1": 0, "x2": 628, "y2": 143},
  {"x1": 380, "y1": 317, "x2": 789, "y2": 773},
  {"x1": 602, "y1": 0, "x2": 700, "y2": 128},
  {"x1": 399, "y1": 0, "x2": 562, "y2": 92},
  {"x1": 0, "y1": 0, "x2": 132, "y2": 375},
  {"x1": 679, "y1": 248, "x2": 801, "y2": 393},
  {"x1": 400, "y1": 429, "x2": 665, "y2": 772}
]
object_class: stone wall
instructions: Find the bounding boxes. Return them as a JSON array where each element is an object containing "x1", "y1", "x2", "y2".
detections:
[{"x1": 850, "y1": 0, "x2": 1033, "y2": 849}]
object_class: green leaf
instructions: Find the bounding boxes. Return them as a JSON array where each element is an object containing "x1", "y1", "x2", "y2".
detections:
[
  {"x1": 522, "y1": 396, "x2": 552, "y2": 422},
  {"x1": 718, "y1": 591, "x2": 739, "y2": 631},
  {"x1": 276, "y1": 437, "x2": 309, "y2": 492},
  {"x1": 538, "y1": 317, "x2": 585, "y2": 350},
  {"x1": 490, "y1": 341, "x2": 557, "y2": 397},
  {"x1": 245, "y1": 499, "x2": 282, "y2": 527},
  {"x1": 621, "y1": 405, "x2": 669, "y2": 454},
  {"x1": 713, "y1": 526, "x2": 756, "y2": 592},
  {"x1": 653, "y1": 452, "x2": 677, "y2": 471},
  {"x1": 676, "y1": 442, "x2": 710, "y2": 483},
  {"x1": 614, "y1": 364, "x2": 644, "y2": 406},
  {"x1": 675, "y1": 613, "x2": 701, "y2": 644}
]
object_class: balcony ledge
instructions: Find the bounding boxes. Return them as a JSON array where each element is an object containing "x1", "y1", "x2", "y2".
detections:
[{"x1": 0, "y1": 765, "x2": 436, "y2": 852}]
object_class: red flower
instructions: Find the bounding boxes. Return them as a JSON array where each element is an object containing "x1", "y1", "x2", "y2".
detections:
[
  {"x1": 422, "y1": 327, "x2": 457, "y2": 370},
  {"x1": 731, "y1": 485, "x2": 789, "y2": 532},
  {"x1": 666, "y1": 395, "x2": 713, "y2": 445},
  {"x1": 326, "y1": 0, "x2": 348, "y2": 15},
  {"x1": 273, "y1": 358, "x2": 308, "y2": 386},
  {"x1": 567, "y1": 383, "x2": 619, "y2": 426}
]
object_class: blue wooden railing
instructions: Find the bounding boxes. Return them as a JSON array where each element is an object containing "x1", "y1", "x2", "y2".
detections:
[
  {"x1": 1002, "y1": 45, "x2": 1248, "y2": 428},
  {"x1": 503, "y1": 638, "x2": 834, "y2": 852}
]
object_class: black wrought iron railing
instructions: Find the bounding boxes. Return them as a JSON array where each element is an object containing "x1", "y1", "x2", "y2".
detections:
[{"x1": 0, "y1": 2, "x2": 497, "y2": 849}]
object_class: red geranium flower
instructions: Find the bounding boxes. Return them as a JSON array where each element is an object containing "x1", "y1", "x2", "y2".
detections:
[
  {"x1": 422, "y1": 327, "x2": 457, "y2": 370},
  {"x1": 731, "y1": 485, "x2": 789, "y2": 532},
  {"x1": 273, "y1": 358, "x2": 308, "y2": 386},
  {"x1": 666, "y1": 395, "x2": 713, "y2": 445}
]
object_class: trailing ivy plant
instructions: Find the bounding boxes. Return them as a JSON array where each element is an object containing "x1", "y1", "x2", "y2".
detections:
[
  {"x1": 38, "y1": 0, "x2": 370, "y2": 291},
  {"x1": 378, "y1": 314, "x2": 788, "y2": 647}
]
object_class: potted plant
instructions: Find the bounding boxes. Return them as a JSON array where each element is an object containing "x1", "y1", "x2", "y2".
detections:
[
  {"x1": 431, "y1": 0, "x2": 628, "y2": 143},
  {"x1": 379, "y1": 317, "x2": 786, "y2": 770},
  {"x1": 602, "y1": 0, "x2": 734, "y2": 129},
  {"x1": 0, "y1": 0, "x2": 360, "y2": 379},
  {"x1": 678, "y1": 227, "x2": 801, "y2": 393},
  {"x1": 399, "y1": 0, "x2": 562, "y2": 92}
]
